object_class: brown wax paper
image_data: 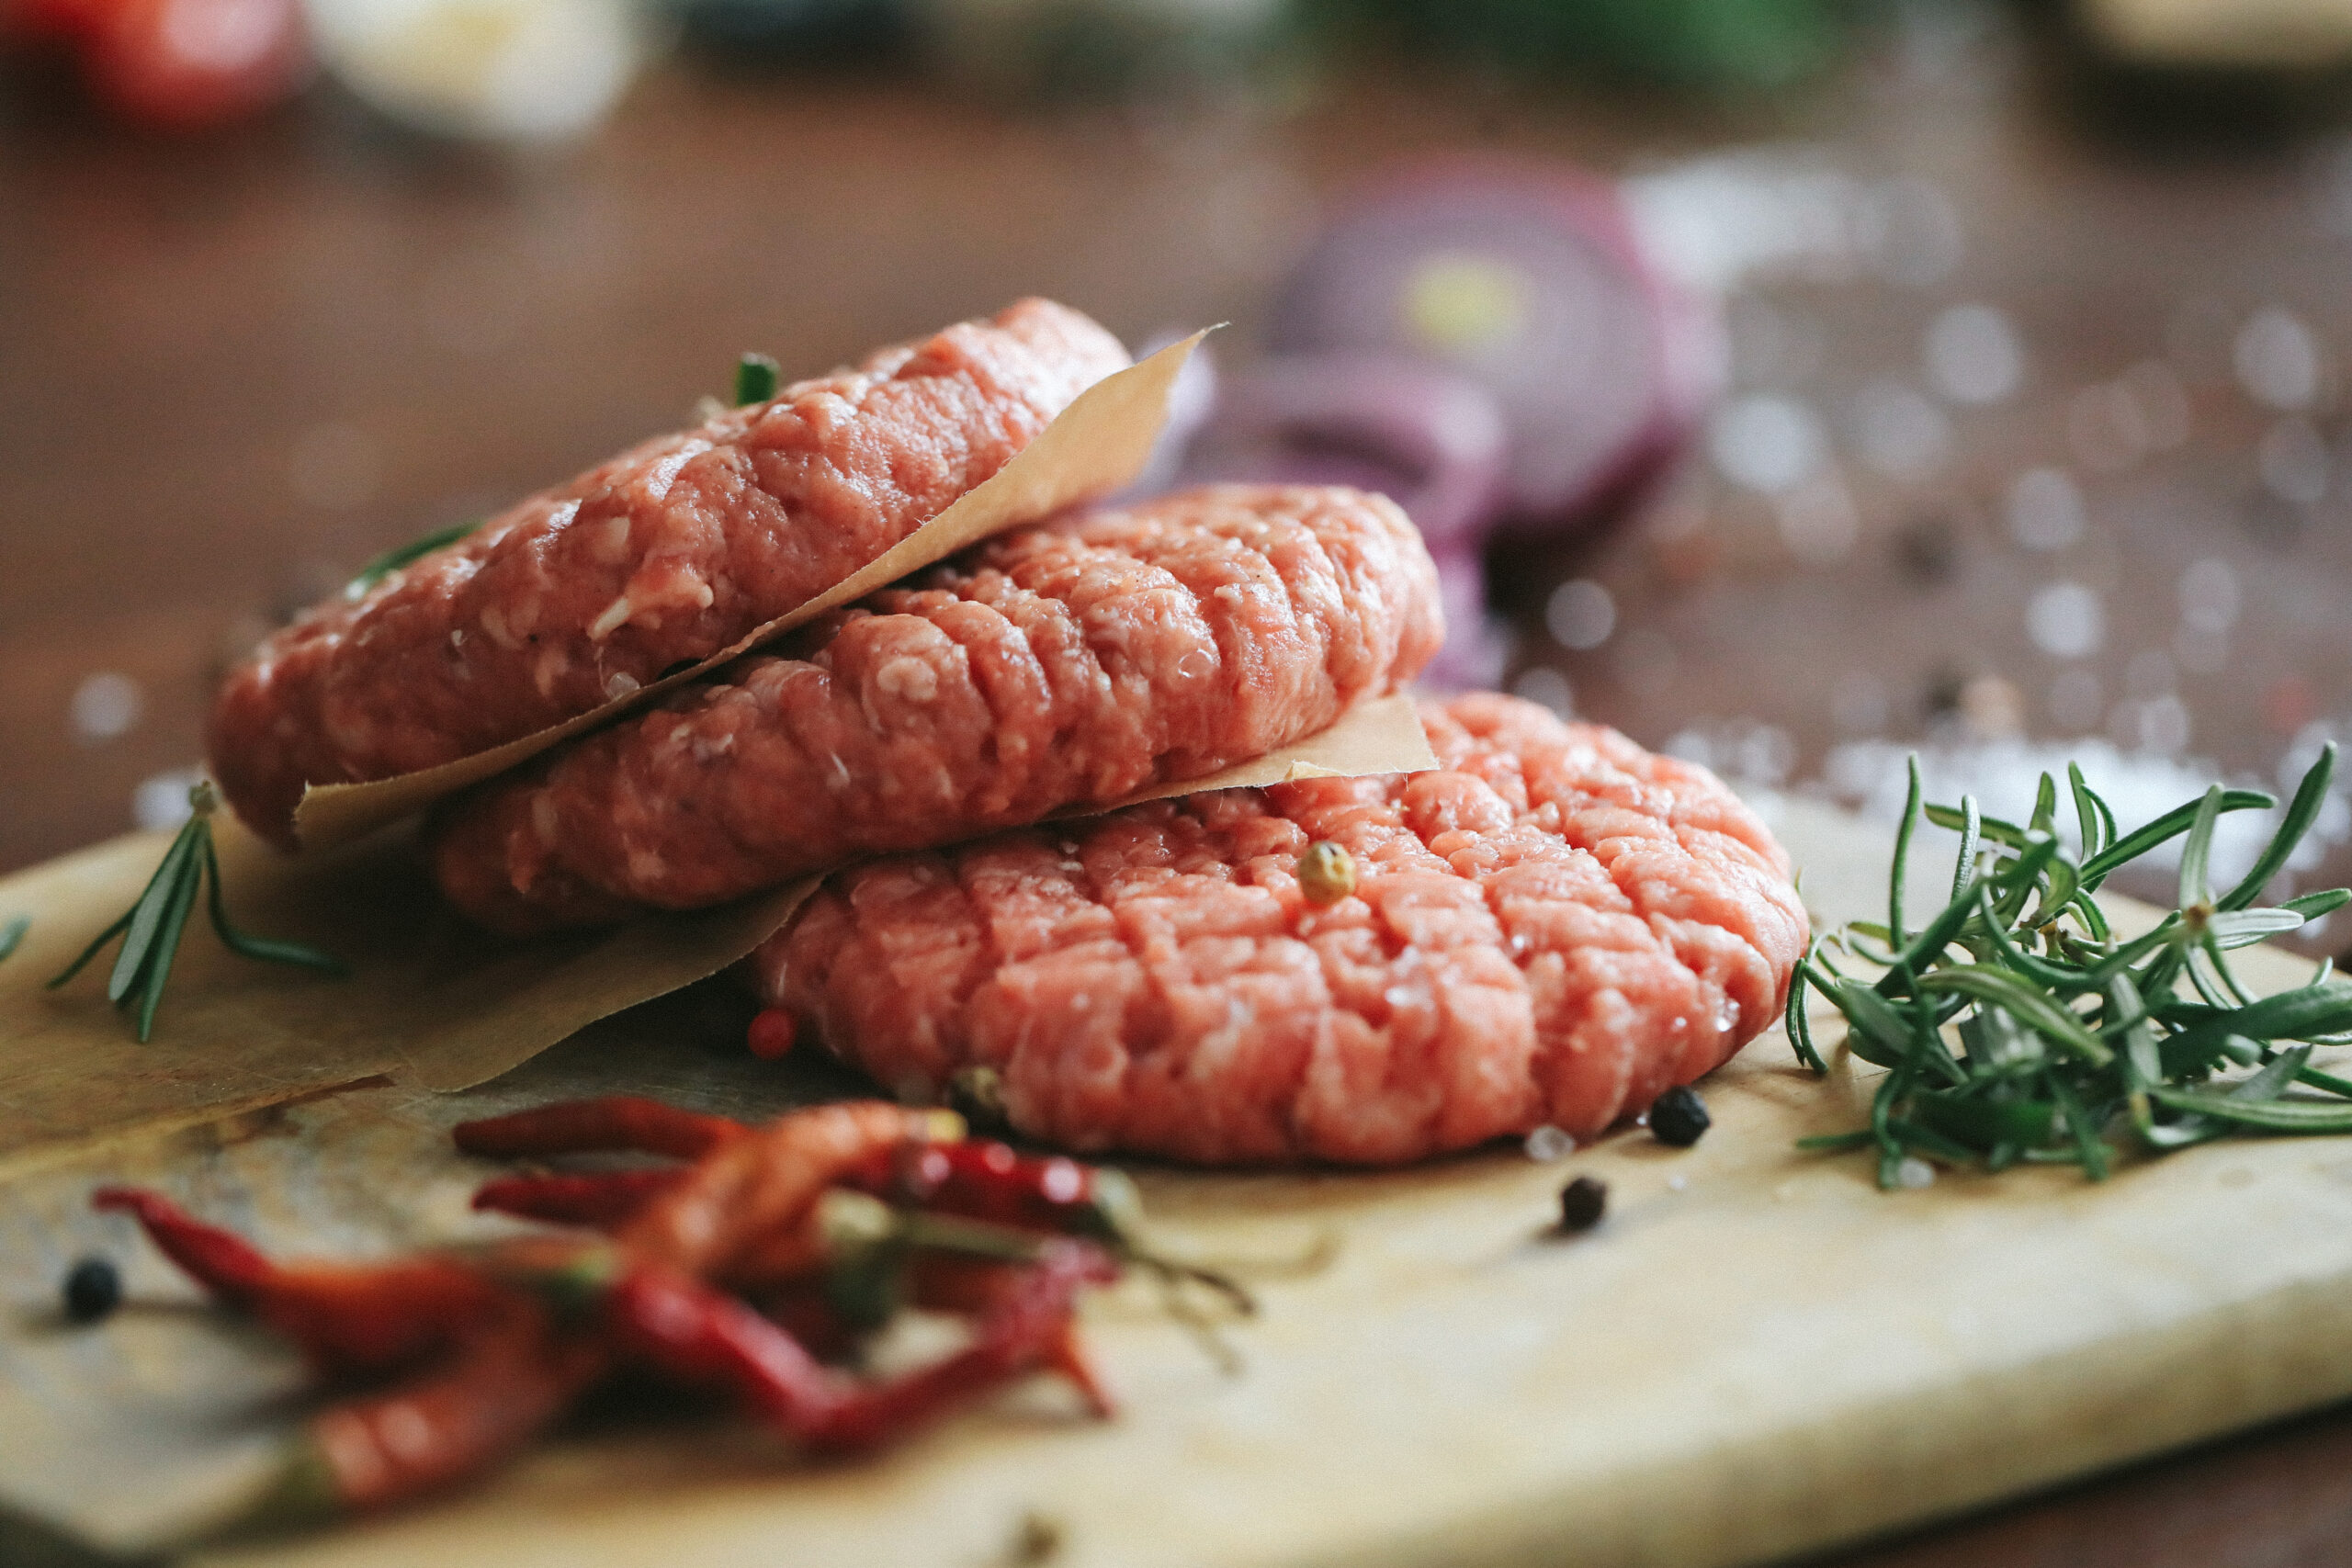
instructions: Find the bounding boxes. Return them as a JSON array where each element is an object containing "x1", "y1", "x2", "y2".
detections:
[
  {"x1": 292, "y1": 331, "x2": 1213, "y2": 853},
  {"x1": 0, "y1": 694, "x2": 1431, "y2": 1173},
  {"x1": 1081, "y1": 690, "x2": 1435, "y2": 813}
]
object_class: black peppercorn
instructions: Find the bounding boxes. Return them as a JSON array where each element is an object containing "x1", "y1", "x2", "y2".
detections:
[
  {"x1": 62, "y1": 1257, "x2": 120, "y2": 1324},
  {"x1": 1649, "y1": 1085, "x2": 1711, "y2": 1147},
  {"x1": 1556, "y1": 1176, "x2": 1607, "y2": 1233}
]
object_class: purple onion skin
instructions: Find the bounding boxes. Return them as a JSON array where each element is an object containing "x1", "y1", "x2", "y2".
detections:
[
  {"x1": 1268, "y1": 155, "x2": 1724, "y2": 536},
  {"x1": 1121, "y1": 329, "x2": 1223, "y2": 500},
  {"x1": 1421, "y1": 542, "x2": 1511, "y2": 692}
]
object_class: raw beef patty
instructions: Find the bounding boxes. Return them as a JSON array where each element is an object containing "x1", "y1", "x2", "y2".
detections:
[
  {"x1": 746, "y1": 693, "x2": 1808, "y2": 1166},
  {"x1": 432, "y1": 484, "x2": 1444, "y2": 932},
  {"x1": 210, "y1": 299, "x2": 1130, "y2": 845}
]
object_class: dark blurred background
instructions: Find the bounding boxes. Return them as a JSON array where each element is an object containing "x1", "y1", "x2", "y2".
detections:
[{"x1": 9, "y1": 0, "x2": 2352, "y2": 963}]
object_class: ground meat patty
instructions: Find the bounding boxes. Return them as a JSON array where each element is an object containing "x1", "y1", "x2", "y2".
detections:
[
  {"x1": 209, "y1": 299, "x2": 1130, "y2": 846},
  {"x1": 744, "y1": 693, "x2": 1808, "y2": 1166},
  {"x1": 430, "y1": 484, "x2": 1444, "y2": 933}
]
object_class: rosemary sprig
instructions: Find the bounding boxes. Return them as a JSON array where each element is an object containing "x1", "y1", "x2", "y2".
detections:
[
  {"x1": 345, "y1": 519, "x2": 482, "y2": 601},
  {"x1": 0, "y1": 913, "x2": 25, "y2": 963},
  {"x1": 734, "y1": 353, "x2": 780, "y2": 406},
  {"x1": 48, "y1": 782, "x2": 344, "y2": 1041},
  {"x1": 1796, "y1": 744, "x2": 2352, "y2": 1188}
]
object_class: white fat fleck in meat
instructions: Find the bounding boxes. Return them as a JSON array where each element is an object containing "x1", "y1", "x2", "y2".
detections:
[
  {"x1": 589, "y1": 595, "x2": 633, "y2": 641},
  {"x1": 874, "y1": 657, "x2": 941, "y2": 703},
  {"x1": 531, "y1": 795, "x2": 561, "y2": 847},
  {"x1": 598, "y1": 514, "x2": 634, "y2": 564},
  {"x1": 1214, "y1": 584, "x2": 1245, "y2": 604},
  {"x1": 1081, "y1": 604, "x2": 1136, "y2": 653},
  {"x1": 642, "y1": 444, "x2": 707, "y2": 504},
  {"x1": 825, "y1": 752, "x2": 852, "y2": 790},
  {"x1": 628, "y1": 848, "x2": 668, "y2": 885},
  {"x1": 689, "y1": 730, "x2": 737, "y2": 763},
  {"x1": 481, "y1": 603, "x2": 520, "y2": 650},
  {"x1": 533, "y1": 648, "x2": 569, "y2": 699},
  {"x1": 604, "y1": 671, "x2": 640, "y2": 701}
]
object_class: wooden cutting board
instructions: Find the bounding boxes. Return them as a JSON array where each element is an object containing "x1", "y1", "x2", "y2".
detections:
[{"x1": 3, "y1": 795, "x2": 2346, "y2": 1568}]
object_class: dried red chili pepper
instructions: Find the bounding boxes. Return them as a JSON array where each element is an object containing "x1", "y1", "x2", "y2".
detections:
[
  {"x1": 94, "y1": 1099, "x2": 1135, "y2": 1526},
  {"x1": 617, "y1": 1101, "x2": 960, "y2": 1284},
  {"x1": 453, "y1": 1098, "x2": 747, "y2": 1161},
  {"x1": 846, "y1": 1139, "x2": 1141, "y2": 1247},
  {"x1": 470, "y1": 1168, "x2": 684, "y2": 1228},
  {"x1": 606, "y1": 1240, "x2": 1114, "y2": 1450},
  {"x1": 239, "y1": 1302, "x2": 607, "y2": 1526},
  {"x1": 94, "y1": 1188, "x2": 507, "y2": 1376}
]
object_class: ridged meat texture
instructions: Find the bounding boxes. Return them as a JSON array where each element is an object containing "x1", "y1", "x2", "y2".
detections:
[
  {"x1": 209, "y1": 299, "x2": 1130, "y2": 845},
  {"x1": 747, "y1": 694, "x2": 1808, "y2": 1166},
  {"x1": 430, "y1": 484, "x2": 1444, "y2": 932}
]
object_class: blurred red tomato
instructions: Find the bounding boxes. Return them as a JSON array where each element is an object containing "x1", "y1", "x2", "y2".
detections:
[{"x1": 5, "y1": 0, "x2": 307, "y2": 128}]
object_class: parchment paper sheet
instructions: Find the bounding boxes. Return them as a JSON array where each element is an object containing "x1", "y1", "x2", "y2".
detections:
[
  {"x1": 292, "y1": 331, "x2": 1210, "y2": 852},
  {"x1": 0, "y1": 694, "x2": 1431, "y2": 1174}
]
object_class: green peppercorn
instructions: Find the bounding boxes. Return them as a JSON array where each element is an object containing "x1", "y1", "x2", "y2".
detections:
[
  {"x1": 1649, "y1": 1085, "x2": 1711, "y2": 1147},
  {"x1": 1297, "y1": 840, "x2": 1357, "y2": 905},
  {"x1": 1556, "y1": 1176, "x2": 1608, "y2": 1233},
  {"x1": 62, "y1": 1257, "x2": 120, "y2": 1324}
]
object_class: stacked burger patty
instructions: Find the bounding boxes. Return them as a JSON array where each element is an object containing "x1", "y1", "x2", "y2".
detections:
[{"x1": 210, "y1": 299, "x2": 1806, "y2": 1167}]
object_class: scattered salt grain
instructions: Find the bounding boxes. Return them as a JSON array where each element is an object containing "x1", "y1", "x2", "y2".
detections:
[{"x1": 1523, "y1": 1125, "x2": 1576, "y2": 1162}]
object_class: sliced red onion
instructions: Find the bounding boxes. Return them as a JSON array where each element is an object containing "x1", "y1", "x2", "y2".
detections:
[
  {"x1": 1121, "y1": 328, "x2": 1222, "y2": 500},
  {"x1": 1170, "y1": 352, "x2": 1507, "y2": 552},
  {"x1": 1269, "y1": 156, "x2": 1724, "y2": 532},
  {"x1": 1421, "y1": 540, "x2": 1511, "y2": 693}
]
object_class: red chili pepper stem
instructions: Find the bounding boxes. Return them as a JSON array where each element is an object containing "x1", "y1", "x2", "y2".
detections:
[{"x1": 223, "y1": 1436, "x2": 345, "y2": 1536}]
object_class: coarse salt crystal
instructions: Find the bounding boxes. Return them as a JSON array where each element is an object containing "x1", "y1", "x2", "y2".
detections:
[{"x1": 1523, "y1": 1125, "x2": 1575, "y2": 1162}]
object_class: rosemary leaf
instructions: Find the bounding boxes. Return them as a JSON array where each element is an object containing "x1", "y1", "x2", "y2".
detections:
[
  {"x1": 134, "y1": 855, "x2": 203, "y2": 1042},
  {"x1": 46, "y1": 782, "x2": 344, "y2": 1039},
  {"x1": 735, "y1": 353, "x2": 781, "y2": 406},
  {"x1": 2221, "y1": 743, "x2": 2335, "y2": 911},
  {"x1": 2067, "y1": 763, "x2": 2105, "y2": 863},
  {"x1": 2145, "y1": 1085, "x2": 2352, "y2": 1134},
  {"x1": 1802, "y1": 743, "x2": 2351, "y2": 1189},
  {"x1": 0, "y1": 914, "x2": 25, "y2": 963},
  {"x1": 2176, "y1": 784, "x2": 2223, "y2": 912},
  {"x1": 1890, "y1": 756, "x2": 1921, "y2": 953},
  {"x1": 345, "y1": 520, "x2": 482, "y2": 601},
  {"x1": 1915, "y1": 966, "x2": 2113, "y2": 1066},
  {"x1": 1951, "y1": 795, "x2": 1981, "y2": 902},
  {"x1": 2079, "y1": 787, "x2": 2273, "y2": 886},
  {"x1": 202, "y1": 836, "x2": 344, "y2": 974},
  {"x1": 106, "y1": 822, "x2": 201, "y2": 1006},
  {"x1": 2285, "y1": 888, "x2": 2352, "y2": 921}
]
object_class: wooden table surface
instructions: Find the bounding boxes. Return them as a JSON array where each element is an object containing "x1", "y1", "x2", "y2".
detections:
[{"x1": 7, "y1": 15, "x2": 2352, "y2": 1564}]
